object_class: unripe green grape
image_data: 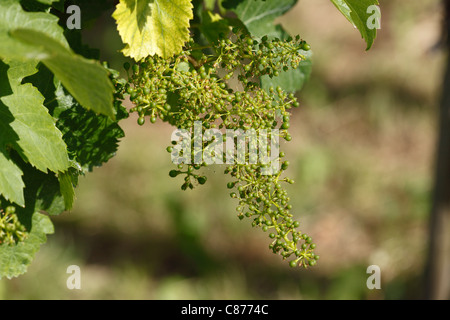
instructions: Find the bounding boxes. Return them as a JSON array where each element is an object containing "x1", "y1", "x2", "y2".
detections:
[
  {"x1": 281, "y1": 161, "x2": 289, "y2": 171},
  {"x1": 130, "y1": 91, "x2": 138, "y2": 100},
  {"x1": 169, "y1": 170, "x2": 179, "y2": 177},
  {"x1": 302, "y1": 43, "x2": 311, "y2": 51},
  {"x1": 6, "y1": 206, "x2": 15, "y2": 214}
]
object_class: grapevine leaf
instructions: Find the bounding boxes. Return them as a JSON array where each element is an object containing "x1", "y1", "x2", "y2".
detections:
[
  {"x1": 56, "y1": 102, "x2": 127, "y2": 171},
  {"x1": 0, "y1": 1, "x2": 115, "y2": 119},
  {"x1": 0, "y1": 151, "x2": 24, "y2": 207},
  {"x1": 330, "y1": 0, "x2": 380, "y2": 50},
  {"x1": 18, "y1": 158, "x2": 66, "y2": 216},
  {"x1": 0, "y1": 0, "x2": 69, "y2": 59},
  {"x1": 0, "y1": 60, "x2": 70, "y2": 174},
  {"x1": 4, "y1": 150, "x2": 74, "y2": 217},
  {"x1": 228, "y1": 0, "x2": 298, "y2": 39},
  {"x1": 0, "y1": 60, "x2": 25, "y2": 206},
  {"x1": 23, "y1": 63, "x2": 126, "y2": 208},
  {"x1": 10, "y1": 29, "x2": 116, "y2": 120},
  {"x1": 330, "y1": 0, "x2": 352, "y2": 21},
  {"x1": 58, "y1": 171, "x2": 75, "y2": 211},
  {"x1": 0, "y1": 211, "x2": 54, "y2": 279},
  {"x1": 49, "y1": 60, "x2": 127, "y2": 172},
  {"x1": 112, "y1": 0, "x2": 194, "y2": 60}
]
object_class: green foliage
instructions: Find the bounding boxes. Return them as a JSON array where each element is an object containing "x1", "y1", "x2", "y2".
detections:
[
  {"x1": 0, "y1": 0, "x2": 69, "y2": 58},
  {"x1": 0, "y1": 0, "x2": 115, "y2": 119},
  {"x1": 55, "y1": 94, "x2": 128, "y2": 172},
  {"x1": 0, "y1": 151, "x2": 24, "y2": 207},
  {"x1": 0, "y1": 0, "x2": 380, "y2": 278},
  {"x1": 0, "y1": 0, "x2": 126, "y2": 279},
  {"x1": 227, "y1": 0, "x2": 298, "y2": 39},
  {"x1": 0, "y1": 60, "x2": 70, "y2": 175},
  {"x1": 12, "y1": 29, "x2": 116, "y2": 120}
]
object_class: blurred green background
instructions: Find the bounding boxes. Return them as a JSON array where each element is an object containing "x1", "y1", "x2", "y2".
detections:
[{"x1": 0, "y1": 0, "x2": 444, "y2": 299}]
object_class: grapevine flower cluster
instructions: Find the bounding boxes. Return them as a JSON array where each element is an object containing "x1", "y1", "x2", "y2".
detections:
[
  {"x1": 0, "y1": 206, "x2": 27, "y2": 246},
  {"x1": 117, "y1": 30, "x2": 319, "y2": 268}
]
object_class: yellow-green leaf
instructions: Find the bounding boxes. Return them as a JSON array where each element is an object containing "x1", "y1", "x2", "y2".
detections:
[{"x1": 112, "y1": 0, "x2": 193, "y2": 60}]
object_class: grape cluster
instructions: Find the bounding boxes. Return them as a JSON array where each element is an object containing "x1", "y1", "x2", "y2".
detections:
[
  {"x1": 0, "y1": 206, "x2": 27, "y2": 246},
  {"x1": 214, "y1": 32, "x2": 310, "y2": 86},
  {"x1": 118, "y1": 30, "x2": 319, "y2": 268}
]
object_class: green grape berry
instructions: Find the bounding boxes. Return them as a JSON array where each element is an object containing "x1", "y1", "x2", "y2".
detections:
[
  {"x1": 197, "y1": 176, "x2": 207, "y2": 185},
  {"x1": 169, "y1": 170, "x2": 179, "y2": 177},
  {"x1": 302, "y1": 42, "x2": 311, "y2": 51}
]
